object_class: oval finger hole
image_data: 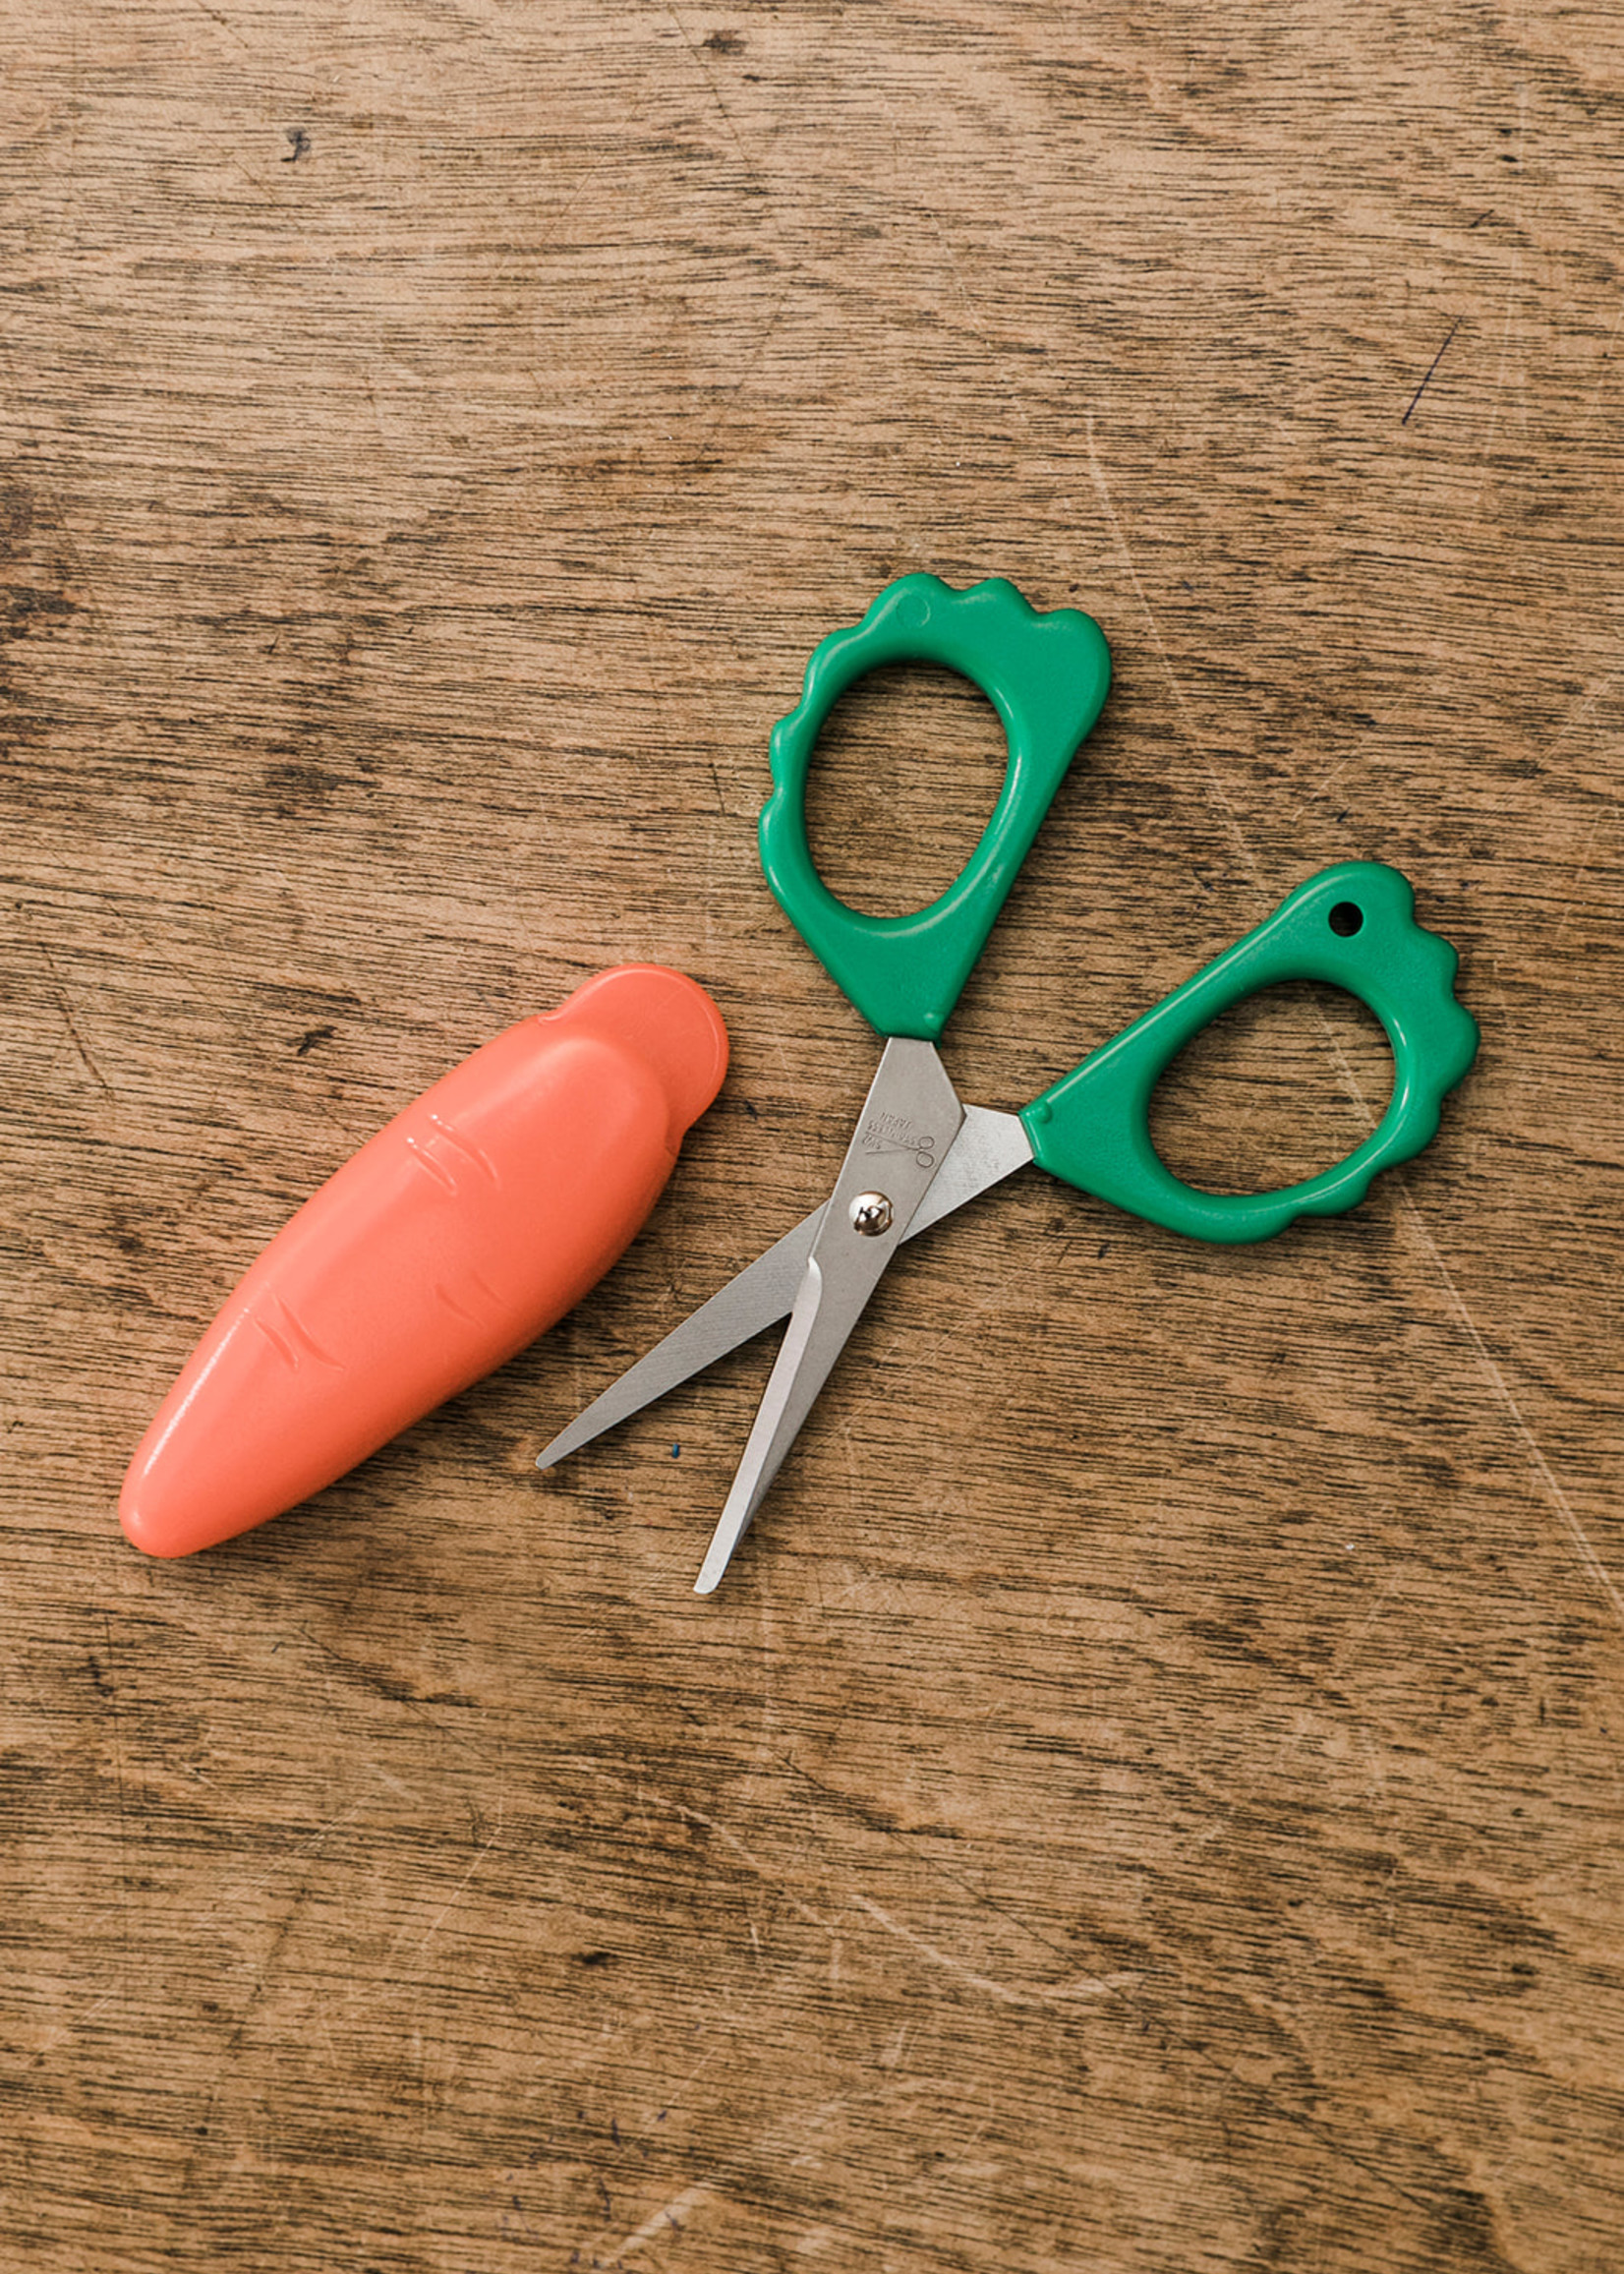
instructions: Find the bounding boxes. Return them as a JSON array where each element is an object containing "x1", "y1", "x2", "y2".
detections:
[
  {"x1": 1148, "y1": 982, "x2": 1393, "y2": 1196},
  {"x1": 802, "y1": 665, "x2": 1008, "y2": 919}
]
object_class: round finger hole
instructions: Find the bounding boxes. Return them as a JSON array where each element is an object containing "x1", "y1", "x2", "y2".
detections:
[{"x1": 1148, "y1": 982, "x2": 1392, "y2": 1195}]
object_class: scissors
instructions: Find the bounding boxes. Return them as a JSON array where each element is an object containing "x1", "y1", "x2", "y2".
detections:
[{"x1": 538, "y1": 574, "x2": 1479, "y2": 1593}]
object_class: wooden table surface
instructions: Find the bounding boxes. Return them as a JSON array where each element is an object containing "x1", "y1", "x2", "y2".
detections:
[{"x1": 4, "y1": 5, "x2": 1620, "y2": 2269}]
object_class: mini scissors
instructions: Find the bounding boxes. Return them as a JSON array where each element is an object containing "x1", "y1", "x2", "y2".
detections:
[{"x1": 539, "y1": 575, "x2": 1479, "y2": 1592}]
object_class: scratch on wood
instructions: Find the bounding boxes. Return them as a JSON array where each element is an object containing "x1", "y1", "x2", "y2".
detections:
[
  {"x1": 208, "y1": 1801, "x2": 368, "y2": 1910},
  {"x1": 1083, "y1": 410, "x2": 1259, "y2": 890},
  {"x1": 35, "y1": 934, "x2": 112, "y2": 1096},
  {"x1": 583, "y1": 1761, "x2": 1133, "y2": 2013},
  {"x1": 1397, "y1": 1186, "x2": 1624, "y2": 1635},
  {"x1": 1576, "y1": 300, "x2": 1624, "y2": 439},
  {"x1": 383, "y1": 1805, "x2": 506, "y2": 1974},
  {"x1": 1473, "y1": 82, "x2": 1530, "y2": 502},
  {"x1": 662, "y1": 2, "x2": 758, "y2": 179},
  {"x1": 1402, "y1": 317, "x2": 1462, "y2": 425},
  {"x1": 1550, "y1": 780, "x2": 1620, "y2": 950},
  {"x1": 577, "y1": 2079, "x2": 907, "y2": 2267},
  {"x1": 847, "y1": 1892, "x2": 1131, "y2": 2009},
  {"x1": 99, "y1": 1611, "x2": 130, "y2": 1991},
  {"x1": 595, "y1": 2181, "x2": 715, "y2": 2268}
]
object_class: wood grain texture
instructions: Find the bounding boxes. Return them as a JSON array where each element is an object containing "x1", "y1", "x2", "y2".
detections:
[{"x1": 2, "y1": 4, "x2": 1620, "y2": 2268}]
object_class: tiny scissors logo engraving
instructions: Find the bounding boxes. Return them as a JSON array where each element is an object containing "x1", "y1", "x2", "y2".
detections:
[{"x1": 859, "y1": 1111, "x2": 938, "y2": 1171}]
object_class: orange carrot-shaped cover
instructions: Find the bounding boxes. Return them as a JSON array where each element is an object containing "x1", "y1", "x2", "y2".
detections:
[{"x1": 120, "y1": 963, "x2": 728, "y2": 1556}]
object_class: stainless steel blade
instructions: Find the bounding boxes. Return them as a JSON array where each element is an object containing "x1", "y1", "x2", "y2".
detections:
[
  {"x1": 533, "y1": 1103, "x2": 1033, "y2": 1472},
  {"x1": 534, "y1": 1207, "x2": 828, "y2": 1471},
  {"x1": 694, "y1": 1037, "x2": 969, "y2": 1595}
]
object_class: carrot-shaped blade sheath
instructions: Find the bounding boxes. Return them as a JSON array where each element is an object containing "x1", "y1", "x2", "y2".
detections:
[{"x1": 120, "y1": 964, "x2": 729, "y2": 1556}]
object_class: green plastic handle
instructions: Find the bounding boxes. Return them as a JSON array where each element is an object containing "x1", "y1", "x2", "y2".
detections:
[
  {"x1": 1020, "y1": 862, "x2": 1479, "y2": 1244},
  {"x1": 758, "y1": 574, "x2": 1113, "y2": 1039}
]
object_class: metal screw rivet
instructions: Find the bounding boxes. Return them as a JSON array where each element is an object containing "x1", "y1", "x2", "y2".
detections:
[{"x1": 848, "y1": 1192, "x2": 894, "y2": 1237}]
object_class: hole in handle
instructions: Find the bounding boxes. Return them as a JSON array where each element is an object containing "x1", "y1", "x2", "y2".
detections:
[
  {"x1": 802, "y1": 665, "x2": 1010, "y2": 920},
  {"x1": 1148, "y1": 983, "x2": 1393, "y2": 1196}
]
